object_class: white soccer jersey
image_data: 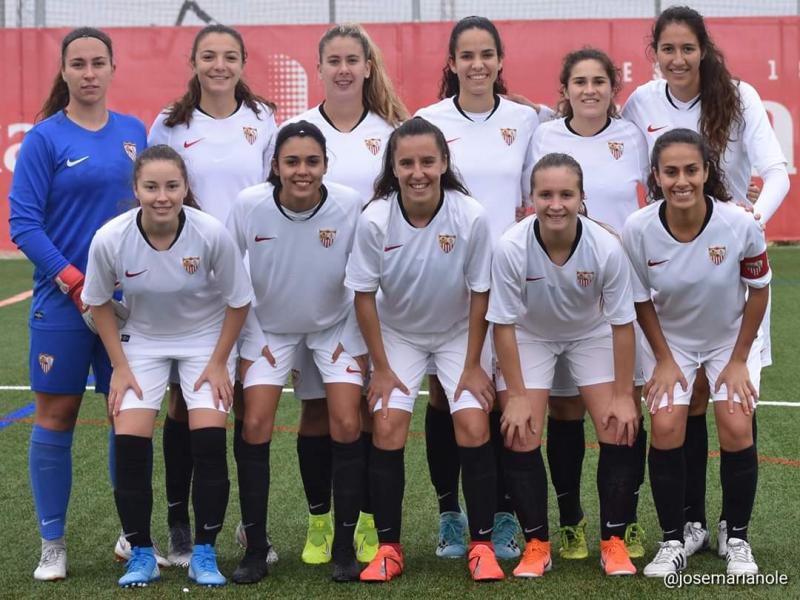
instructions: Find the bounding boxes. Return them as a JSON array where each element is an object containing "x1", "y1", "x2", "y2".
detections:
[
  {"x1": 148, "y1": 102, "x2": 277, "y2": 224},
  {"x1": 278, "y1": 106, "x2": 393, "y2": 205},
  {"x1": 345, "y1": 190, "x2": 492, "y2": 334},
  {"x1": 622, "y1": 79, "x2": 786, "y2": 215},
  {"x1": 228, "y1": 181, "x2": 360, "y2": 334},
  {"x1": 487, "y1": 215, "x2": 636, "y2": 341},
  {"x1": 415, "y1": 96, "x2": 539, "y2": 243},
  {"x1": 531, "y1": 117, "x2": 649, "y2": 232},
  {"x1": 622, "y1": 198, "x2": 771, "y2": 353},
  {"x1": 82, "y1": 206, "x2": 253, "y2": 353}
]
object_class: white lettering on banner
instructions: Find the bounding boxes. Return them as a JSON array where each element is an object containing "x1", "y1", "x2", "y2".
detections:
[
  {"x1": 622, "y1": 61, "x2": 633, "y2": 82},
  {"x1": 764, "y1": 101, "x2": 796, "y2": 175},
  {"x1": 768, "y1": 59, "x2": 779, "y2": 81},
  {"x1": 3, "y1": 123, "x2": 32, "y2": 174}
]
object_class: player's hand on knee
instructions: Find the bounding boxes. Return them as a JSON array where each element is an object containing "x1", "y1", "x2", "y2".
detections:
[
  {"x1": 604, "y1": 392, "x2": 638, "y2": 446},
  {"x1": 195, "y1": 360, "x2": 234, "y2": 411},
  {"x1": 646, "y1": 358, "x2": 687, "y2": 414},
  {"x1": 108, "y1": 363, "x2": 142, "y2": 417},
  {"x1": 455, "y1": 365, "x2": 495, "y2": 412},
  {"x1": 715, "y1": 359, "x2": 756, "y2": 416},
  {"x1": 500, "y1": 392, "x2": 535, "y2": 447},
  {"x1": 367, "y1": 367, "x2": 408, "y2": 420}
]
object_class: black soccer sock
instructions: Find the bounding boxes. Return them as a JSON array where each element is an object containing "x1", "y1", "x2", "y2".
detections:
[
  {"x1": 360, "y1": 432, "x2": 373, "y2": 514},
  {"x1": 425, "y1": 404, "x2": 461, "y2": 514},
  {"x1": 297, "y1": 434, "x2": 332, "y2": 515},
  {"x1": 114, "y1": 434, "x2": 153, "y2": 548},
  {"x1": 369, "y1": 446, "x2": 405, "y2": 544},
  {"x1": 683, "y1": 414, "x2": 708, "y2": 527},
  {"x1": 648, "y1": 446, "x2": 685, "y2": 542},
  {"x1": 490, "y1": 410, "x2": 514, "y2": 515},
  {"x1": 545, "y1": 416, "x2": 585, "y2": 527},
  {"x1": 191, "y1": 427, "x2": 229, "y2": 546},
  {"x1": 235, "y1": 439, "x2": 270, "y2": 553},
  {"x1": 598, "y1": 442, "x2": 637, "y2": 540},
  {"x1": 720, "y1": 445, "x2": 758, "y2": 542},
  {"x1": 630, "y1": 418, "x2": 647, "y2": 523},
  {"x1": 163, "y1": 415, "x2": 192, "y2": 527},
  {"x1": 331, "y1": 440, "x2": 365, "y2": 559},
  {"x1": 503, "y1": 447, "x2": 548, "y2": 542},
  {"x1": 459, "y1": 442, "x2": 497, "y2": 542}
]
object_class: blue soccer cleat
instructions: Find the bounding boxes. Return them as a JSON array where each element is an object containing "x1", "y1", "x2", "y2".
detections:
[
  {"x1": 189, "y1": 544, "x2": 226, "y2": 587},
  {"x1": 118, "y1": 546, "x2": 160, "y2": 588}
]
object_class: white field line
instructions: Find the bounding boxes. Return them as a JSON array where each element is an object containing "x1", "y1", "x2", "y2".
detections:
[{"x1": 0, "y1": 290, "x2": 32, "y2": 308}]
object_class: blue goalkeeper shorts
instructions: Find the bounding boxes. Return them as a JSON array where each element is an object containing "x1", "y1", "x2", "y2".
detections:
[{"x1": 29, "y1": 326, "x2": 112, "y2": 395}]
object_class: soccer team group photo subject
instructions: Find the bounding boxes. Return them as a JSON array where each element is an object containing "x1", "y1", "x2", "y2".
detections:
[{"x1": 7, "y1": 3, "x2": 789, "y2": 590}]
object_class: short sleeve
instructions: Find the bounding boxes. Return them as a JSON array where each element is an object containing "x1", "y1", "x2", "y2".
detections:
[
  {"x1": 209, "y1": 223, "x2": 253, "y2": 308},
  {"x1": 739, "y1": 219, "x2": 771, "y2": 289},
  {"x1": 464, "y1": 210, "x2": 492, "y2": 293},
  {"x1": 486, "y1": 236, "x2": 525, "y2": 325},
  {"x1": 621, "y1": 215, "x2": 651, "y2": 302},
  {"x1": 81, "y1": 229, "x2": 118, "y2": 306},
  {"x1": 345, "y1": 206, "x2": 385, "y2": 293},
  {"x1": 599, "y1": 241, "x2": 636, "y2": 325},
  {"x1": 147, "y1": 112, "x2": 171, "y2": 147}
]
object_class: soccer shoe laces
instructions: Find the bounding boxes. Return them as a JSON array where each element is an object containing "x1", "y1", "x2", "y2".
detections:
[
  {"x1": 602, "y1": 537, "x2": 628, "y2": 559},
  {"x1": 493, "y1": 513, "x2": 518, "y2": 547},
  {"x1": 727, "y1": 539, "x2": 754, "y2": 563},
  {"x1": 651, "y1": 541, "x2": 682, "y2": 566},
  {"x1": 560, "y1": 523, "x2": 581, "y2": 546},
  {"x1": 438, "y1": 515, "x2": 463, "y2": 545},
  {"x1": 193, "y1": 549, "x2": 220, "y2": 575},
  {"x1": 126, "y1": 547, "x2": 154, "y2": 572},
  {"x1": 624, "y1": 523, "x2": 645, "y2": 545},
  {"x1": 39, "y1": 544, "x2": 66, "y2": 568}
]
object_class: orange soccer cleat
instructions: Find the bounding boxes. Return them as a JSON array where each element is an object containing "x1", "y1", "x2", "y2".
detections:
[
  {"x1": 467, "y1": 543, "x2": 505, "y2": 582},
  {"x1": 513, "y1": 539, "x2": 552, "y2": 578},
  {"x1": 600, "y1": 536, "x2": 637, "y2": 576},
  {"x1": 359, "y1": 544, "x2": 404, "y2": 582}
]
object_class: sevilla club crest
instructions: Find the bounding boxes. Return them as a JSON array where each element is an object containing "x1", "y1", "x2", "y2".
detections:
[
  {"x1": 438, "y1": 234, "x2": 456, "y2": 253},
  {"x1": 576, "y1": 270, "x2": 595, "y2": 287},
  {"x1": 243, "y1": 126, "x2": 258, "y2": 145},
  {"x1": 123, "y1": 142, "x2": 137, "y2": 161},
  {"x1": 38, "y1": 353, "x2": 54, "y2": 374},
  {"x1": 364, "y1": 138, "x2": 381, "y2": 156},
  {"x1": 182, "y1": 256, "x2": 201, "y2": 274},
  {"x1": 708, "y1": 246, "x2": 727, "y2": 265},
  {"x1": 500, "y1": 128, "x2": 517, "y2": 146},
  {"x1": 608, "y1": 142, "x2": 624, "y2": 160},
  {"x1": 319, "y1": 229, "x2": 337, "y2": 248}
]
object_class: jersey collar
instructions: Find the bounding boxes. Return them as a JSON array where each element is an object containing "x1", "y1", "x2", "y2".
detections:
[
  {"x1": 273, "y1": 184, "x2": 328, "y2": 221},
  {"x1": 397, "y1": 189, "x2": 445, "y2": 228},
  {"x1": 195, "y1": 99, "x2": 243, "y2": 120},
  {"x1": 533, "y1": 217, "x2": 582, "y2": 263},
  {"x1": 136, "y1": 208, "x2": 186, "y2": 251},
  {"x1": 565, "y1": 116, "x2": 612, "y2": 137},
  {"x1": 452, "y1": 94, "x2": 501, "y2": 122},
  {"x1": 658, "y1": 195, "x2": 713, "y2": 242},
  {"x1": 319, "y1": 103, "x2": 369, "y2": 133},
  {"x1": 664, "y1": 85, "x2": 701, "y2": 111}
]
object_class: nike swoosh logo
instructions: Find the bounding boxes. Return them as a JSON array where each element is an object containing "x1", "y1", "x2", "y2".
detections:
[
  {"x1": 66, "y1": 156, "x2": 89, "y2": 167},
  {"x1": 478, "y1": 527, "x2": 493, "y2": 535},
  {"x1": 647, "y1": 125, "x2": 668, "y2": 133},
  {"x1": 255, "y1": 235, "x2": 276, "y2": 242},
  {"x1": 437, "y1": 492, "x2": 451, "y2": 500},
  {"x1": 445, "y1": 137, "x2": 461, "y2": 144},
  {"x1": 526, "y1": 276, "x2": 544, "y2": 282},
  {"x1": 203, "y1": 523, "x2": 222, "y2": 531},
  {"x1": 124, "y1": 531, "x2": 139, "y2": 539},
  {"x1": 647, "y1": 259, "x2": 669, "y2": 267},
  {"x1": 664, "y1": 529, "x2": 678, "y2": 535},
  {"x1": 731, "y1": 525, "x2": 747, "y2": 531},
  {"x1": 556, "y1": 492, "x2": 569, "y2": 499},
  {"x1": 183, "y1": 138, "x2": 205, "y2": 148},
  {"x1": 383, "y1": 244, "x2": 403, "y2": 252},
  {"x1": 243, "y1": 523, "x2": 255, "y2": 529},
  {"x1": 309, "y1": 503, "x2": 325, "y2": 510},
  {"x1": 343, "y1": 522, "x2": 358, "y2": 527},
  {"x1": 167, "y1": 501, "x2": 182, "y2": 507},
  {"x1": 345, "y1": 366, "x2": 361, "y2": 374},
  {"x1": 606, "y1": 521, "x2": 626, "y2": 528},
  {"x1": 524, "y1": 525, "x2": 543, "y2": 533},
  {"x1": 377, "y1": 527, "x2": 392, "y2": 533},
  {"x1": 125, "y1": 269, "x2": 148, "y2": 278},
  {"x1": 41, "y1": 518, "x2": 60, "y2": 526}
]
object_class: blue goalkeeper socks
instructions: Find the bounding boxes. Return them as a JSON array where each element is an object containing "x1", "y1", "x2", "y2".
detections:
[{"x1": 29, "y1": 425, "x2": 73, "y2": 540}]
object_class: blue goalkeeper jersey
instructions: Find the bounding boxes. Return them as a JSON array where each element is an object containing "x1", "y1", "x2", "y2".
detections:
[{"x1": 9, "y1": 110, "x2": 146, "y2": 330}]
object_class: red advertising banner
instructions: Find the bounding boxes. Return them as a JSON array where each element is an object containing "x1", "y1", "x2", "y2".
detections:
[{"x1": 1, "y1": 17, "x2": 797, "y2": 252}]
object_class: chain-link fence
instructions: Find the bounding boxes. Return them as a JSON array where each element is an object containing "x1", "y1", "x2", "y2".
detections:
[{"x1": 4, "y1": 0, "x2": 800, "y2": 28}]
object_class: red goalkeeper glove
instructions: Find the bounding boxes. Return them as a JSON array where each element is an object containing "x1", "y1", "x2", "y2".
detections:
[{"x1": 54, "y1": 264, "x2": 129, "y2": 333}]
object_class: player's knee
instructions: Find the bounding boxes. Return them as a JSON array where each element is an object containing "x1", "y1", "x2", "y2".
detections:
[
  {"x1": 453, "y1": 413, "x2": 489, "y2": 447},
  {"x1": 547, "y1": 395, "x2": 584, "y2": 420},
  {"x1": 716, "y1": 416, "x2": 753, "y2": 451},
  {"x1": 328, "y1": 412, "x2": 361, "y2": 443},
  {"x1": 242, "y1": 412, "x2": 274, "y2": 444},
  {"x1": 372, "y1": 417, "x2": 406, "y2": 450},
  {"x1": 650, "y1": 418, "x2": 685, "y2": 449}
]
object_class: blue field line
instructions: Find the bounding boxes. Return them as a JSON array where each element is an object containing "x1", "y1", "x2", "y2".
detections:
[{"x1": 0, "y1": 402, "x2": 35, "y2": 430}]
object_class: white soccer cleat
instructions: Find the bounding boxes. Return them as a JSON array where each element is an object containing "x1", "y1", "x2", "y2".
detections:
[
  {"x1": 683, "y1": 521, "x2": 710, "y2": 556},
  {"x1": 114, "y1": 530, "x2": 170, "y2": 568},
  {"x1": 643, "y1": 540, "x2": 687, "y2": 578},
  {"x1": 717, "y1": 520, "x2": 728, "y2": 557},
  {"x1": 168, "y1": 523, "x2": 193, "y2": 568},
  {"x1": 34, "y1": 538, "x2": 67, "y2": 581},
  {"x1": 234, "y1": 521, "x2": 279, "y2": 566},
  {"x1": 726, "y1": 538, "x2": 758, "y2": 575}
]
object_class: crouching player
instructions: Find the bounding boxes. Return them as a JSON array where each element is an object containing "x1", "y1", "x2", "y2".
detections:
[
  {"x1": 489, "y1": 153, "x2": 640, "y2": 578},
  {"x1": 82, "y1": 145, "x2": 252, "y2": 587}
]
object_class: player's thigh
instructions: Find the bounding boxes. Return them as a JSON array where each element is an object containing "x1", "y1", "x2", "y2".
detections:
[
  {"x1": 324, "y1": 382, "x2": 363, "y2": 443},
  {"x1": 495, "y1": 339, "x2": 558, "y2": 394},
  {"x1": 371, "y1": 326, "x2": 429, "y2": 414},
  {"x1": 431, "y1": 325, "x2": 490, "y2": 416},
  {"x1": 548, "y1": 354, "x2": 585, "y2": 419},
  {"x1": 178, "y1": 353, "x2": 234, "y2": 430},
  {"x1": 640, "y1": 342, "x2": 697, "y2": 412},
  {"x1": 113, "y1": 355, "x2": 172, "y2": 432}
]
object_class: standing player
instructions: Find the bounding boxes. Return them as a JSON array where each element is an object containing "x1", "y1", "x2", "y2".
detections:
[
  {"x1": 227, "y1": 122, "x2": 367, "y2": 583},
  {"x1": 277, "y1": 23, "x2": 407, "y2": 566},
  {"x1": 623, "y1": 129, "x2": 769, "y2": 577},
  {"x1": 82, "y1": 144, "x2": 252, "y2": 588},
  {"x1": 530, "y1": 48, "x2": 649, "y2": 561},
  {"x1": 622, "y1": 5, "x2": 788, "y2": 557},
  {"x1": 414, "y1": 15, "x2": 539, "y2": 559},
  {"x1": 8, "y1": 28, "x2": 146, "y2": 581},
  {"x1": 147, "y1": 24, "x2": 278, "y2": 569},
  {"x1": 347, "y1": 117, "x2": 504, "y2": 582},
  {"x1": 489, "y1": 153, "x2": 640, "y2": 578}
]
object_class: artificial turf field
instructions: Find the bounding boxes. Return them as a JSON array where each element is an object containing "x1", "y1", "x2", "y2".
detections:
[{"x1": 0, "y1": 252, "x2": 797, "y2": 599}]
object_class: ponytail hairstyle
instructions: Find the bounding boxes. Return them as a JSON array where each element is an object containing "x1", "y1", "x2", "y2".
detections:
[
  {"x1": 438, "y1": 16, "x2": 507, "y2": 100},
  {"x1": 267, "y1": 120, "x2": 328, "y2": 189},
  {"x1": 163, "y1": 24, "x2": 276, "y2": 128},
  {"x1": 38, "y1": 27, "x2": 113, "y2": 122},
  {"x1": 556, "y1": 47, "x2": 622, "y2": 119},
  {"x1": 133, "y1": 144, "x2": 200, "y2": 209},
  {"x1": 318, "y1": 23, "x2": 409, "y2": 127},
  {"x1": 647, "y1": 128, "x2": 731, "y2": 202},
  {"x1": 650, "y1": 6, "x2": 743, "y2": 158},
  {"x1": 371, "y1": 117, "x2": 469, "y2": 203}
]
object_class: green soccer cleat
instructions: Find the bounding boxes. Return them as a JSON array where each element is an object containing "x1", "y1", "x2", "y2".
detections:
[
  {"x1": 354, "y1": 512, "x2": 378, "y2": 563},
  {"x1": 558, "y1": 517, "x2": 589, "y2": 560},
  {"x1": 301, "y1": 512, "x2": 333, "y2": 565},
  {"x1": 624, "y1": 522, "x2": 646, "y2": 559}
]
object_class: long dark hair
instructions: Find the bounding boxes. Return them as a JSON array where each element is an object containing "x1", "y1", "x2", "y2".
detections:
[
  {"x1": 133, "y1": 144, "x2": 200, "y2": 209},
  {"x1": 650, "y1": 6, "x2": 743, "y2": 158},
  {"x1": 38, "y1": 27, "x2": 113, "y2": 121},
  {"x1": 371, "y1": 117, "x2": 469, "y2": 202},
  {"x1": 163, "y1": 25, "x2": 276, "y2": 127},
  {"x1": 438, "y1": 16, "x2": 507, "y2": 99},
  {"x1": 266, "y1": 120, "x2": 328, "y2": 189},
  {"x1": 647, "y1": 128, "x2": 731, "y2": 202},
  {"x1": 556, "y1": 47, "x2": 622, "y2": 120}
]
